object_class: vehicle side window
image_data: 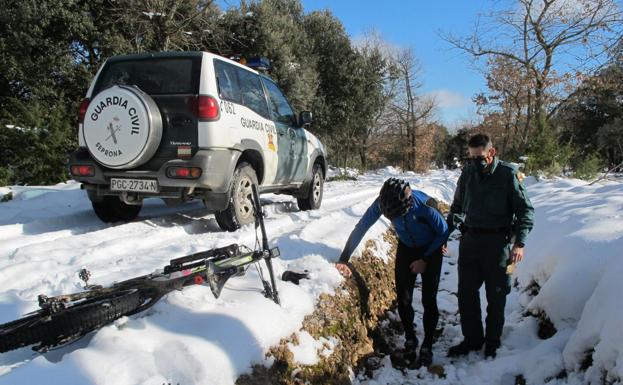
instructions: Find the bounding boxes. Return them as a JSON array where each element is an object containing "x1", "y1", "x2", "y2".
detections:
[
  {"x1": 237, "y1": 69, "x2": 270, "y2": 117},
  {"x1": 214, "y1": 60, "x2": 242, "y2": 103},
  {"x1": 262, "y1": 79, "x2": 296, "y2": 126}
]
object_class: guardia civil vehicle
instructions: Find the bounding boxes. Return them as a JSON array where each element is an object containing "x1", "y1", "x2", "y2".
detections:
[{"x1": 68, "y1": 52, "x2": 327, "y2": 231}]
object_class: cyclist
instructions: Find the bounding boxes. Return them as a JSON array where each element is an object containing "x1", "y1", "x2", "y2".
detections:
[{"x1": 336, "y1": 177, "x2": 448, "y2": 367}]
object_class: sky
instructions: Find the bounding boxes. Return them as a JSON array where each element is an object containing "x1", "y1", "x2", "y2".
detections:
[
  {"x1": 302, "y1": 1, "x2": 487, "y2": 128},
  {"x1": 218, "y1": 0, "x2": 493, "y2": 128}
]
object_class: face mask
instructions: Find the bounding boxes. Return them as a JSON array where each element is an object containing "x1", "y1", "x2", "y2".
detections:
[{"x1": 471, "y1": 156, "x2": 488, "y2": 172}]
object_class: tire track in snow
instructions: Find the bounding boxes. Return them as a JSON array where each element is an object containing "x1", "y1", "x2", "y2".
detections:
[
  {"x1": 0, "y1": 169, "x2": 463, "y2": 385},
  {"x1": 0, "y1": 182, "x2": 381, "y2": 306}
]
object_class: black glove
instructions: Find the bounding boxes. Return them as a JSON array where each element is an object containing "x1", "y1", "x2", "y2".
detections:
[{"x1": 281, "y1": 270, "x2": 310, "y2": 285}]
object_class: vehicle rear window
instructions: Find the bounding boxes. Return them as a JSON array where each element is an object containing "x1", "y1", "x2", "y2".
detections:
[{"x1": 93, "y1": 57, "x2": 200, "y2": 95}]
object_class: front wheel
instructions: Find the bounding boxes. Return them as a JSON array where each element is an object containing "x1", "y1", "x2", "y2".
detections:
[
  {"x1": 215, "y1": 162, "x2": 259, "y2": 232},
  {"x1": 297, "y1": 163, "x2": 324, "y2": 211},
  {"x1": 0, "y1": 289, "x2": 142, "y2": 353},
  {"x1": 91, "y1": 196, "x2": 142, "y2": 223}
]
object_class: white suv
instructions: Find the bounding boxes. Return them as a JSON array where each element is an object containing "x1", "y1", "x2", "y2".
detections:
[{"x1": 68, "y1": 51, "x2": 327, "y2": 231}]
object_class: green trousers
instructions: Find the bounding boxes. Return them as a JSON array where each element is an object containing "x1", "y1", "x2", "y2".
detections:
[{"x1": 457, "y1": 231, "x2": 512, "y2": 347}]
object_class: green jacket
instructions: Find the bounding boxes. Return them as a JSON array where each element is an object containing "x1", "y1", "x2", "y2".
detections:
[{"x1": 448, "y1": 158, "x2": 534, "y2": 245}]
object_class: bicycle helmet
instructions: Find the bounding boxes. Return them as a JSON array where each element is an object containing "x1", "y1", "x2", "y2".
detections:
[{"x1": 379, "y1": 177, "x2": 412, "y2": 219}]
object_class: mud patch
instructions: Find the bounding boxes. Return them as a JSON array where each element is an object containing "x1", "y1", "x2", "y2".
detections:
[{"x1": 236, "y1": 230, "x2": 399, "y2": 385}]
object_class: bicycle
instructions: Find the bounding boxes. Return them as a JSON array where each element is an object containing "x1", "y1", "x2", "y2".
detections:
[{"x1": 0, "y1": 184, "x2": 280, "y2": 354}]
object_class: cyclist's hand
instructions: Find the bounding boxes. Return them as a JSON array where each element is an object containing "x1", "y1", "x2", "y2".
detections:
[{"x1": 335, "y1": 262, "x2": 352, "y2": 277}]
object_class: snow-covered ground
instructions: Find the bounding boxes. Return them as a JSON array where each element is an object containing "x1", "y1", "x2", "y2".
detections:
[
  {"x1": 356, "y1": 175, "x2": 623, "y2": 385},
  {"x1": 1, "y1": 169, "x2": 622, "y2": 385}
]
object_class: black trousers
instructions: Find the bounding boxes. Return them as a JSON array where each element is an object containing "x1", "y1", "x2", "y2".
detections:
[
  {"x1": 395, "y1": 241, "x2": 443, "y2": 347},
  {"x1": 458, "y1": 231, "x2": 512, "y2": 347}
]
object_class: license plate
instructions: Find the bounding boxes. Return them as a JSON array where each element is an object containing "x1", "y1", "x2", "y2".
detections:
[{"x1": 110, "y1": 178, "x2": 159, "y2": 193}]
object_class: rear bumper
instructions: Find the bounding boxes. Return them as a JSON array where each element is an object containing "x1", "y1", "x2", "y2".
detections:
[{"x1": 68, "y1": 147, "x2": 239, "y2": 210}]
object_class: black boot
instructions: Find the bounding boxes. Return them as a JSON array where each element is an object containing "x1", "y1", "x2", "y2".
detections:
[
  {"x1": 484, "y1": 342, "x2": 499, "y2": 359},
  {"x1": 404, "y1": 337, "x2": 419, "y2": 366},
  {"x1": 417, "y1": 345, "x2": 433, "y2": 367},
  {"x1": 447, "y1": 340, "x2": 483, "y2": 357},
  {"x1": 405, "y1": 337, "x2": 418, "y2": 353}
]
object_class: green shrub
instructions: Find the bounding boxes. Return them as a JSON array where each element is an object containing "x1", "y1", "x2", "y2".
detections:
[
  {"x1": 0, "y1": 97, "x2": 76, "y2": 185},
  {"x1": 525, "y1": 129, "x2": 575, "y2": 177},
  {"x1": 327, "y1": 173, "x2": 358, "y2": 182},
  {"x1": 0, "y1": 166, "x2": 13, "y2": 186},
  {"x1": 574, "y1": 153, "x2": 603, "y2": 180}
]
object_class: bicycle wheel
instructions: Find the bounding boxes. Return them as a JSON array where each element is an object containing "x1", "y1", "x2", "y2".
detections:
[{"x1": 0, "y1": 289, "x2": 142, "y2": 353}]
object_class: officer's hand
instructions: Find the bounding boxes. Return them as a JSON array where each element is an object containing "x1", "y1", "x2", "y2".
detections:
[
  {"x1": 409, "y1": 260, "x2": 427, "y2": 274},
  {"x1": 335, "y1": 262, "x2": 352, "y2": 277},
  {"x1": 511, "y1": 245, "x2": 524, "y2": 264},
  {"x1": 441, "y1": 243, "x2": 448, "y2": 255}
]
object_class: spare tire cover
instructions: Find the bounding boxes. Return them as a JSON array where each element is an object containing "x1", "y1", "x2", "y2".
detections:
[{"x1": 83, "y1": 85, "x2": 162, "y2": 169}]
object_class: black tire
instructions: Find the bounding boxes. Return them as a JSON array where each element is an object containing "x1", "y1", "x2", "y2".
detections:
[
  {"x1": 91, "y1": 196, "x2": 142, "y2": 223},
  {"x1": 215, "y1": 162, "x2": 259, "y2": 232},
  {"x1": 297, "y1": 163, "x2": 324, "y2": 211},
  {"x1": 0, "y1": 289, "x2": 142, "y2": 353}
]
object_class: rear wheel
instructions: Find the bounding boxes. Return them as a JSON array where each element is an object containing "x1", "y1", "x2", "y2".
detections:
[
  {"x1": 91, "y1": 196, "x2": 142, "y2": 223},
  {"x1": 0, "y1": 289, "x2": 142, "y2": 353},
  {"x1": 297, "y1": 163, "x2": 324, "y2": 211},
  {"x1": 215, "y1": 162, "x2": 259, "y2": 232}
]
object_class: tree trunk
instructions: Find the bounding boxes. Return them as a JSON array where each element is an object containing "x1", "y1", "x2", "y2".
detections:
[
  {"x1": 359, "y1": 137, "x2": 367, "y2": 171},
  {"x1": 534, "y1": 76, "x2": 547, "y2": 134}
]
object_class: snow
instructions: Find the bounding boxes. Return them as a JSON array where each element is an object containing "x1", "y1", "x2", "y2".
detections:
[
  {"x1": 4, "y1": 124, "x2": 44, "y2": 133},
  {"x1": 0, "y1": 169, "x2": 414, "y2": 384},
  {"x1": 326, "y1": 165, "x2": 360, "y2": 180},
  {"x1": 287, "y1": 331, "x2": 336, "y2": 366},
  {"x1": 356, "y1": 174, "x2": 623, "y2": 385},
  {"x1": 1, "y1": 169, "x2": 622, "y2": 384},
  {"x1": 516, "y1": 178, "x2": 623, "y2": 383},
  {"x1": 141, "y1": 11, "x2": 165, "y2": 19},
  {"x1": 0, "y1": 188, "x2": 10, "y2": 200}
]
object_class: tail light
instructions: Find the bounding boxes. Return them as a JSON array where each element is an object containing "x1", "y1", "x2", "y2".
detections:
[
  {"x1": 196, "y1": 95, "x2": 219, "y2": 121},
  {"x1": 166, "y1": 167, "x2": 202, "y2": 179},
  {"x1": 78, "y1": 98, "x2": 90, "y2": 124},
  {"x1": 70, "y1": 165, "x2": 95, "y2": 177}
]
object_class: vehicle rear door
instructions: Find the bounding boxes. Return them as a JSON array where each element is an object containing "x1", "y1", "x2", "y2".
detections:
[{"x1": 91, "y1": 55, "x2": 202, "y2": 171}]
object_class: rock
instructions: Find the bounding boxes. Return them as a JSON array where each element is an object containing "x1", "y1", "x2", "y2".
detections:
[{"x1": 428, "y1": 365, "x2": 446, "y2": 378}]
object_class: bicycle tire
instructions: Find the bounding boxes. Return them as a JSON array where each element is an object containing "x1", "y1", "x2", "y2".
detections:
[{"x1": 0, "y1": 289, "x2": 142, "y2": 353}]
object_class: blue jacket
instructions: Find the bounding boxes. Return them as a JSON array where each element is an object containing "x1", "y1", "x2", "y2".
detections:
[{"x1": 339, "y1": 190, "x2": 449, "y2": 263}]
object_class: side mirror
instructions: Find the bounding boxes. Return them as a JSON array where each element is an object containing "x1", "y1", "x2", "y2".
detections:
[{"x1": 298, "y1": 111, "x2": 313, "y2": 127}]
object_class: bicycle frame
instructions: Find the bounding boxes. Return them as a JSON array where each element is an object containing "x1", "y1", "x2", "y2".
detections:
[{"x1": 37, "y1": 184, "x2": 280, "y2": 318}]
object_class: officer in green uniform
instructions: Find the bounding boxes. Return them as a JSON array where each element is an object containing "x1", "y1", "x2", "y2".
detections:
[{"x1": 447, "y1": 133, "x2": 534, "y2": 359}]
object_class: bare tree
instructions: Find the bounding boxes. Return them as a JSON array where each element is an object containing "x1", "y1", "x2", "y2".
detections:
[
  {"x1": 444, "y1": 0, "x2": 623, "y2": 138},
  {"x1": 475, "y1": 56, "x2": 532, "y2": 155},
  {"x1": 353, "y1": 31, "x2": 399, "y2": 170},
  {"x1": 387, "y1": 48, "x2": 437, "y2": 171}
]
